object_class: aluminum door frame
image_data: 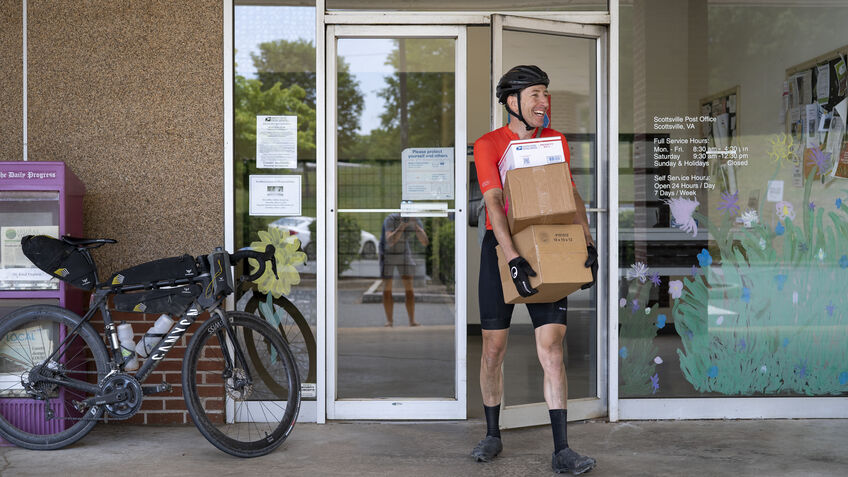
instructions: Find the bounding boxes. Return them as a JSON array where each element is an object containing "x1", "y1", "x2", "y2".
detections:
[
  {"x1": 491, "y1": 15, "x2": 610, "y2": 429},
  {"x1": 326, "y1": 24, "x2": 467, "y2": 420}
]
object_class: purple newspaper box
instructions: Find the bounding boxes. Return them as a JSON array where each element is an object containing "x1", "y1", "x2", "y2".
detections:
[{"x1": 0, "y1": 162, "x2": 86, "y2": 445}]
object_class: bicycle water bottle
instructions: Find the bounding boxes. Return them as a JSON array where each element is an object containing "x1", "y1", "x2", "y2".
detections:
[
  {"x1": 117, "y1": 322, "x2": 139, "y2": 371},
  {"x1": 135, "y1": 314, "x2": 174, "y2": 358}
]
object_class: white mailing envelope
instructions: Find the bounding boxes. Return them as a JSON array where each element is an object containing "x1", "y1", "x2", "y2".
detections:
[{"x1": 497, "y1": 137, "x2": 565, "y2": 186}]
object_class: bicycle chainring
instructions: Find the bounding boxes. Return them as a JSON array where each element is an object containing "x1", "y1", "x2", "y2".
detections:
[{"x1": 100, "y1": 373, "x2": 143, "y2": 419}]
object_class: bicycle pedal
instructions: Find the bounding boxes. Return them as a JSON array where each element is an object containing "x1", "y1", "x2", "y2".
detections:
[{"x1": 141, "y1": 383, "x2": 173, "y2": 395}]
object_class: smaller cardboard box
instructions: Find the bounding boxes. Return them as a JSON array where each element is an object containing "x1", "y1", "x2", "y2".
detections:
[
  {"x1": 497, "y1": 137, "x2": 566, "y2": 185},
  {"x1": 504, "y1": 162, "x2": 576, "y2": 235},
  {"x1": 495, "y1": 224, "x2": 592, "y2": 304}
]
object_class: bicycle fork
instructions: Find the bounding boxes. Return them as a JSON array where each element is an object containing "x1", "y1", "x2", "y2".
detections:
[{"x1": 210, "y1": 309, "x2": 254, "y2": 393}]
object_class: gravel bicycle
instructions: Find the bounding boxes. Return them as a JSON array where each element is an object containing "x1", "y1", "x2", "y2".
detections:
[{"x1": 0, "y1": 235, "x2": 300, "y2": 457}]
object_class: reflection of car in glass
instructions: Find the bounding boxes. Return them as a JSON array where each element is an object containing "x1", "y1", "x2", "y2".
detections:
[{"x1": 269, "y1": 216, "x2": 378, "y2": 260}]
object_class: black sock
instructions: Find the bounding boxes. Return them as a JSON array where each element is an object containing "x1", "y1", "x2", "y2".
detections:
[
  {"x1": 484, "y1": 404, "x2": 501, "y2": 438},
  {"x1": 550, "y1": 409, "x2": 568, "y2": 453}
]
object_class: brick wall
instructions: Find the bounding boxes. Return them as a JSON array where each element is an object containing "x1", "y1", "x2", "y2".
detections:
[{"x1": 93, "y1": 310, "x2": 221, "y2": 425}]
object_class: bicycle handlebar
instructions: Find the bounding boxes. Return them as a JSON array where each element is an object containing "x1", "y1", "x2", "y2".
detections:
[{"x1": 229, "y1": 244, "x2": 278, "y2": 282}]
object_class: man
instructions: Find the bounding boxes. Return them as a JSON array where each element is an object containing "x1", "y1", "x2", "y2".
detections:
[
  {"x1": 379, "y1": 213, "x2": 429, "y2": 327},
  {"x1": 470, "y1": 65, "x2": 598, "y2": 475}
]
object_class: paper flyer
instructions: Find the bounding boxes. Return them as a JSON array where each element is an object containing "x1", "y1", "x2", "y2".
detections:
[
  {"x1": 249, "y1": 175, "x2": 302, "y2": 216},
  {"x1": 816, "y1": 64, "x2": 830, "y2": 105},
  {"x1": 805, "y1": 103, "x2": 819, "y2": 148},
  {"x1": 401, "y1": 148, "x2": 454, "y2": 201},
  {"x1": 256, "y1": 115, "x2": 297, "y2": 169}
]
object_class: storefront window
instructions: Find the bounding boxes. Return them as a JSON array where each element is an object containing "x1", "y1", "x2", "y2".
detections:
[
  {"x1": 233, "y1": 2, "x2": 318, "y2": 400},
  {"x1": 326, "y1": 1, "x2": 607, "y2": 12},
  {"x1": 619, "y1": 2, "x2": 848, "y2": 398}
]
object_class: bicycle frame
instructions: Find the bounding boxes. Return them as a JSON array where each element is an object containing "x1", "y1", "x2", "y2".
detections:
[
  {"x1": 38, "y1": 286, "x2": 254, "y2": 398},
  {"x1": 31, "y1": 243, "x2": 274, "y2": 402}
]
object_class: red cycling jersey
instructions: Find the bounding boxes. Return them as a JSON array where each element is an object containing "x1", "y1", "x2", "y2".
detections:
[{"x1": 473, "y1": 126, "x2": 573, "y2": 230}]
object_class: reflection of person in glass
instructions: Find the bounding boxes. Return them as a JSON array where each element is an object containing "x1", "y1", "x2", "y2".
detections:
[
  {"x1": 470, "y1": 66, "x2": 598, "y2": 474},
  {"x1": 379, "y1": 213, "x2": 429, "y2": 327}
]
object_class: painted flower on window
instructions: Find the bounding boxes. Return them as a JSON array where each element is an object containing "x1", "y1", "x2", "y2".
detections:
[
  {"x1": 649, "y1": 273, "x2": 661, "y2": 287},
  {"x1": 668, "y1": 280, "x2": 684, "y2": 299},
  {"x1": 767, "y1": 133, "x2": 794, "y2": 163},
  {"x1": 666, "y1": 197, "x2": 699, "y2": 237},
  {"x1": 738, "y1": 209, "x2": 759, "y2": 228},
  {"x1": 805, "y1": 146, "x2": 832, "y2": 174},
  {"x1": 776, "y1": 201, "x2": 795, "y2": 221},
  {"x1": 696, "y1": 249, "x2": 712, "y2": 268},
  {"x1": 249, "y1": 226, "x2": 308, "y2": 298},
  {"x1": 626, "y1": 262, "x2": 650, "y2": 283},
  {"x1": 717, "y1": 192, "x2": 740, "y2": 216}
]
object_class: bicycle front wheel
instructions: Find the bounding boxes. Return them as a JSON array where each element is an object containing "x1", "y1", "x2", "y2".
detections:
[
  {"x1": 183, "y1": 311, "x2": 300, "y2": 458},
  {"x1": 0, "y1": 305, "x2": 108, "y2": 450}
]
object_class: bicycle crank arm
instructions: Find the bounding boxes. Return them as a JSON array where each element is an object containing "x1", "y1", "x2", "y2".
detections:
[
  {"x1": 142, "y1": 383, "x2": 172, "y2": 395},
  {"x1": 76, "y1": 389, "x2": 128, "y2": 408}
]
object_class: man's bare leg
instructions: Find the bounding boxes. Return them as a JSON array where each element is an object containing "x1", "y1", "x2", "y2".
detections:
[
  {"x1": 382, "y1": 278, "x2": 394, "y2": 327},
  {"x1": 535, "y1": 323, "x2": 595, "y2": 474},
  {"x1": 472, "y1": 328, "x2": 510, "y2": 462},
  {"x1": 401, "y1": 275, "x2": 419, "y2": 326}
]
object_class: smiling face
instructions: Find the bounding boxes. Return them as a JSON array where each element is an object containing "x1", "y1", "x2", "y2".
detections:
[{"x1": 507, "y1": 84, "x2": 550, "y2": 129}]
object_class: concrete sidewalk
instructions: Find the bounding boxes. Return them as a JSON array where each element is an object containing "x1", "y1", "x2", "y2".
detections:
[{"x1": 1, "y1": 419, "x2": 846, "y2": 476}]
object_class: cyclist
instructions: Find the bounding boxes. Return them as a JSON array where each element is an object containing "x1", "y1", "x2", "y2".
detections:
[{"x1": 470, "y1": 65, "x2": 598, "y2": 475}]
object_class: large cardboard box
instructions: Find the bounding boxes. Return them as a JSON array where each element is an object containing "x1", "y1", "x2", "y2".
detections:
[
  {"x1": 495, "y1": 224, "x2": 592, "y2": 304},
  {"x1": 497, "y1": 137, "x2": 566, "y2": 185},
  {"x1": 504, "y1": 162, "x2": 576, "y2": 235}
]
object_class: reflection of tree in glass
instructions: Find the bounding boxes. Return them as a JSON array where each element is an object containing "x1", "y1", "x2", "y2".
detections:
[
  {"x1": 251, "y1": 39, "x2": 364, "y2": 158},
  {"x1": 375, "y1": 39, "x2": 455, "y2": 153}
]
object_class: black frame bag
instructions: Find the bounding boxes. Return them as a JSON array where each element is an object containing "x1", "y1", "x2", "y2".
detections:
[
  {"x1": 21, "y1": 235, "x2": 96, "y2": 290},
  {"x1": 108, "y1": 254, "x2": 199, "y2": 287},
  {"x1": 112, "y1": 284, "x2": 201, "y2": 315}
]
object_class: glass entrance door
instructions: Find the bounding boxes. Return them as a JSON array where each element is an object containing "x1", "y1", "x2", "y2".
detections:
[
  {"x1": 491, "y1": 16, "x2": 609, "y2": 428},
  {"x1": 326, "y1": 25, "x2": 467, "y2": 419}
]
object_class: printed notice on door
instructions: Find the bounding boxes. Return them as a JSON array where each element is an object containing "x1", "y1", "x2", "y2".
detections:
[
  {"x1": 401, "y1": 147, "x2": 454, "y2": 200},
  {"x1": 249, "y1": 175, "x2": 301, "y2": 216},
  {"x1": 257, "y1": 115, "x2": 297, "y2": 169}
]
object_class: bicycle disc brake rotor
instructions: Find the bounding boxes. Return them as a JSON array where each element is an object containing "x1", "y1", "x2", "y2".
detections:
[
  {"x1": 101, "y1": 374, "x2": 143, "y2": 419},
  {"x1": 225, "y1": 368, "x2": 254, "y2": 400}
]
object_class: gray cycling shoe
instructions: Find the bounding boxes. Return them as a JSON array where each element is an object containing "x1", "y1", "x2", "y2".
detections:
[
  {"x1": 471, "y1": 436, "x2": 503, "y2": 462},
  {"x1": 552, "y1": 447, "x2": 596, "y2": 475}
]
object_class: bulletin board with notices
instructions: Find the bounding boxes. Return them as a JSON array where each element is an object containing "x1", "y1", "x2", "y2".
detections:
[{"x1": 784, "y1": 44, "x2": 848, "y2": 182}]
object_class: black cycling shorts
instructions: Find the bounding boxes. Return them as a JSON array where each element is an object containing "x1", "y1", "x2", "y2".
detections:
[{"x1": 478, "y1": 230, "x2": 568, "y2": 330}]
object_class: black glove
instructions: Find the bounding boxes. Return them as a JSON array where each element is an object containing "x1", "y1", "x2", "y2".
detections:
[
  {"x1": 508, "y1": 256, "x2": 538, "y2": 297},
  {"x1": 581, "y1": 244, "x2": 598, "y2": 290}
]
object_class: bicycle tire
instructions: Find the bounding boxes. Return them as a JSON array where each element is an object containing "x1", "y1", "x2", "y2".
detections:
[
  {"x1": 240, "y1": 290, "x2": 317, "y2": 384},
  {"x1": 0, "y1": 305, "x2": 108, "y2": 450},
  {"x1": 182, "y1": 311, "x2": 300, "y2": 458}
]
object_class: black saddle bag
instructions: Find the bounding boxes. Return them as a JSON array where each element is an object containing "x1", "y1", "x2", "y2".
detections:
[{"x1": 21, "y1": 235, "x2": 96, "y2": 290}]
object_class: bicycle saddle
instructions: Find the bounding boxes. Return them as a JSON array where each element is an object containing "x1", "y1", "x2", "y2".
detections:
[{"x1": 61, "y1": 235, "x2": 117, "y2": 246}]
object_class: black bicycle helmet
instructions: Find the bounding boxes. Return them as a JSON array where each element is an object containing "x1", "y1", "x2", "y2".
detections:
[
  {"x1": 496, "y1": 65, "x2": 550, "y2": 104},
  {"x1": 496, "y1": 65, "x2": 550, "y2": 131}
]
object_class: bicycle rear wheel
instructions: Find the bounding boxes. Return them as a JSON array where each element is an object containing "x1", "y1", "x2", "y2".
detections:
[
  {"x1": 183, "y1": 311, "x2": 300, "y2": 458},
  {"x1": 0, "y1": 305, "x2": 108, "y2": 450}
]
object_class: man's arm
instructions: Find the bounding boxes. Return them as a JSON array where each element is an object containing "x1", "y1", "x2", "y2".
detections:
[
  {"x1": 385, "y1": 218, "x2": 405, "y2": 246},
  {"x1": 413, "y1": 220, "x2": 429, "y2": 246},
  {"x1": 483, "y1": 188, "x2": 517, "y2": 259},
  {"x1": 573, "y1": 188, "x2": 595, "y2": 247}
]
